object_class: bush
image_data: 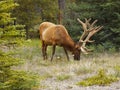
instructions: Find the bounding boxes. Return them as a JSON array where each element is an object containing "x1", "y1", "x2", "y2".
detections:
[
  {"x1": 0, "y1": 71, "x2": 39, "y2": 90},
  {"x1": 0, "y1": 51, "x2": 39, "y2": 90},
  {"x1": 76, "y1": 69, "x2": 119, "y2": 86}
]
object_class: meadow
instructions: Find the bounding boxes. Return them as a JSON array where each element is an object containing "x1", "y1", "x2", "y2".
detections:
[{"x1": 12, "y1": 39, "x2": 120, "y2": 90}]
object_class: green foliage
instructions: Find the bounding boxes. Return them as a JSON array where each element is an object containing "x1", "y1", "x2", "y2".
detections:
[
  {"x1": 0, "y1": 50, "x2": 40, "y2": 90},
  {"x1": 0, "y1": 0, "x2": 25, "y2": 46},
  {"x1": 0, "y1": 51, "x2": 23, "y2": 68},
  {"x1": 88, "y1": 42, "x2": 116, "y2": 53},
  {"x1": 13, "y1": 0, "x2": 42, "y2": 27},
  {"x1": 56, "y1": 74, "x2": 71, "y2": 81},
  {"x1": 0, "y1": 70, "x2": 39, "y2": 90},
  {"x1": 0, "y1": 0, "x2": 39, "y2": 90},
  {"x1": 13, "y1": 0, "x2": 58, "y2": 39},
  {"x1": 76, "y1": 69, "x2": 119, "y2": 86},
  {"x1": 114, "y1": 66, "x2": 120, "y2": 78},
  {"x1": 39, "y1": 0, "x2": 58, "y2": 22},
  {"x1": 97, "y1": 0, "x2": 120, "y2": 50}
]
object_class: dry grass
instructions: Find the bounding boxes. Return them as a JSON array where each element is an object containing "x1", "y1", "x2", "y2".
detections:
[{"x1": 12, "y1": 39, "x2": 120, "y2": 89}]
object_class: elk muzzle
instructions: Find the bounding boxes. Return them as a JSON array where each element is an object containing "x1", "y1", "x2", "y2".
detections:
[{"x1": 73, "y1": 50, "x2": 80, "y2": 61}]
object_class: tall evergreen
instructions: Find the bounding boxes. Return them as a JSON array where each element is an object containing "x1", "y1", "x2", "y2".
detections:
[
  {"x1": 0, "y1": 0, "x2": 25, "y2": 45},
  {"x1": 0, "y1": 0, "x2": 38, "y2": 89}
]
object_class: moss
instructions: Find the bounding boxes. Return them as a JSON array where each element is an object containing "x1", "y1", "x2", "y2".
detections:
[{"x1": 76, "y1": 69, "x2": 119, "y2": 86}]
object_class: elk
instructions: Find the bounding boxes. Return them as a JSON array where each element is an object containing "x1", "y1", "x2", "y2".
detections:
[{"x1": 39, "y1": 18, "x2": 103, "y2": 61}]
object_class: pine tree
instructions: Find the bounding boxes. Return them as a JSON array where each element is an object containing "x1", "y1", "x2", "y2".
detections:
[
  {"x1": 0, "y1": 0, "x2": 25, "y2": 46},
  {"x1": 0, "y1": 0, "x2": 38, "y2": 89}
]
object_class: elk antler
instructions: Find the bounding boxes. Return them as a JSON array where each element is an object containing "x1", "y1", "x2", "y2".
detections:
[
  {"x1": 77, "y1": 18, "x2": 89, "y2": 42},
  {"x1": 77, "y1": 18, "x2": 103, "y2": 54}
]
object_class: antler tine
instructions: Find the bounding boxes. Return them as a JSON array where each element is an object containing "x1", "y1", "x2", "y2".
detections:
[
  {"x1": 77, "y1": 18, "x2": 89, "y2": 42},
  {"x1": 91, "y1": 19, "x2": 98, "y2": 27},
  {"x1": 85, "y1": 19, "x2": 98, "y2": 30},
  {"x1": 88, "y1": 26, "x2": 101, "y2": 32},
  {"x1": 85, "y1": 18, "x2": 91, "y2": 28},
  {"x1": 89, "y1": 26, "x2": 104, "y2": 36},
  {"x1": 77, "y1": 18, "x2": 84, "y2": 25},
  {"x1": 86, "y1": 26, "x2": 103, "y2": 41},
  {"x1": 82, "y1": 25, "x2": 104, "y2": 47},
  {"x1": 95, "y1": 26, "x2": 104, "y2": 33},
  {"x1": 77, "y1": 18, "x2": 87, "y2": 31}
]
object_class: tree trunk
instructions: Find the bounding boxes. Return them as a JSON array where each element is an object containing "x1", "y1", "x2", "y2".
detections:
[
  {"x1": 25, "y1": 26, "x2": 29, "y2": 39},
  {"x1": 58, "y1": 0, "x2": 65, "y2": 24}
]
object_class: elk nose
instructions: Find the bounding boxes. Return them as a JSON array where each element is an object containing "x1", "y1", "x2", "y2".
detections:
[{"x1": 74, "y1": 56, "x2": 80, "y2": 61}]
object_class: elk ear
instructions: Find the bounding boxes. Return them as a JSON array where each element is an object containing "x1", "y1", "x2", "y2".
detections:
[
  {"x1": 75, "y1": 45, "x2": 78, "y2": 48},
  {"x1": 75, "y1": 42, "x2": 82, "y2": 50},
  {"x1": 75, "y1": 44, "x2": 80, "y2": 49}
]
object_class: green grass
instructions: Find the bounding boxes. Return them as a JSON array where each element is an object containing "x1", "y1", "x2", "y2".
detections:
[
  {"x1": 56, "y1": 74, "x2": 71, "y2": 81},
  {"x1": 76, "y1": 69, "x2": 119, "y2": 86},
  {"x1": 114, "y1": 65, "x2": 120, "y2": 77}
]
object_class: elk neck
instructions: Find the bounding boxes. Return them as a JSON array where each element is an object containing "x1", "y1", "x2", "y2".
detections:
[{"x1": 63, "y1": 37, "x2": 78, "y2": 52}]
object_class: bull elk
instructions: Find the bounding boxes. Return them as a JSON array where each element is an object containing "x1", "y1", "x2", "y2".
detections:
[{"x1": 39, "y1": 18, "x2": 103, "y2": 61}]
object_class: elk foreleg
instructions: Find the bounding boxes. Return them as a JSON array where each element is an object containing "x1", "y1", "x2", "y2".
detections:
[
  {"x1": 44, "y1": 45, "x2": 48, "y2": 59},
  {"x1": 42, "y1": 41, "x2": 46, "y2": 60},
  {"x1": 63, "y1": 47, "x2": 69, "y2": 61},
  {"x1": 51, "y1": 45, "x2": 56, "y2": 61}
]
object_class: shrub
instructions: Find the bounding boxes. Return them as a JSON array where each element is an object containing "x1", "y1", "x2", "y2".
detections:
[
  {"x1": 76, "y1": 69, "x2": 119, "y2": 86},
  {"x1": 0, "y1": 51, "x2": 40, "y2": 90}
]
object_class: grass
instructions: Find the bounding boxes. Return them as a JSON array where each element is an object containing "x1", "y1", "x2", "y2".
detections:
[
  {"x1": 11, "y1": 39, "x2": 120, "y2": 89},
  {"x1": 74, "y1": 61, "x2": 93, "y2": 75},
  {"x1": 76, "y1": 69, "x2": 119, "y2": 86},
  {"x1": 56, "y1": 74, "x2": 71, "y2": 81},
  {"x1": 114, "y1": 65, "x2": 120, "y2": 77}
]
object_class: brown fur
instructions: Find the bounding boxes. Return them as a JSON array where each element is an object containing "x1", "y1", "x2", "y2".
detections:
[
  {"x1": 39, "y1": 22, "x2": 80, "y2": 61},
  {"x1": 39, "y1": 22, "x2": 55, "y2": 39}
]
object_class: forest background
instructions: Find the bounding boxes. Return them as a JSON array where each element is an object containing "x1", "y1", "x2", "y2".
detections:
[{"x1": 13, "y1": 0, "x2": 120, "y2": 51}]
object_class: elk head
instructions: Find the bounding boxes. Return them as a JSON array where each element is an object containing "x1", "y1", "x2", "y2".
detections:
[
  {"x1": 72, "y1": 43, "x2": 81, "y2": 60},
  {"x1": 74, "y1": 18, "x2": 103, "y2": 60}
]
